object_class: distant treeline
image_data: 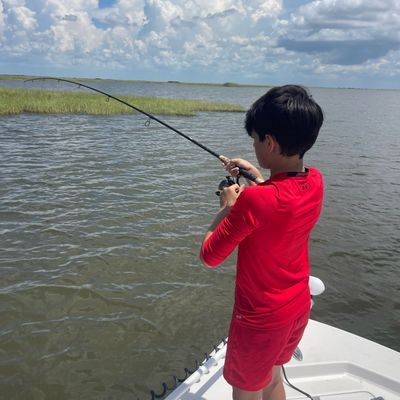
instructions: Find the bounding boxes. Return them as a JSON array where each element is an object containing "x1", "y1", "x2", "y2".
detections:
[{"x1": 0, "y1": 74, "x2": 271, "y2": 88}]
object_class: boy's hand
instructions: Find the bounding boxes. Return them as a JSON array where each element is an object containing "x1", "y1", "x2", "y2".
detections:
[
  {"x1": 225, "y1": 158, "x2": 252, "y2": 176},
  {"x1": 225, "y1": 158, "x2": 264, "y2": 184},
  {"x1": 219, "y1": 184, "x2": 245, "y2": 208}
]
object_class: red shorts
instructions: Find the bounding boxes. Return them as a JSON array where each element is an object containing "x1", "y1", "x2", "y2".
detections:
[{"x1": 223, "y1": 310, "x2": 310, "y2": 391}]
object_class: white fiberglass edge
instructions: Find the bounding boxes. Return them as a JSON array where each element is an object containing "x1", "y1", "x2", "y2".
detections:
[{"x1": 164, "y1": 340, "x2": 227, "y2": 400}]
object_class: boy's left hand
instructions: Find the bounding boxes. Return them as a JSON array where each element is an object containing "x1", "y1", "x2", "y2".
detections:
[{"x1": 219, "y1": 184, "x2": 245, "y2": 208}]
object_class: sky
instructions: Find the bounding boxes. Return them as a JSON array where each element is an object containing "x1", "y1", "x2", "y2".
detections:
[{"x1": 0, "y1": 0, "x2": 399, "y2": 89}]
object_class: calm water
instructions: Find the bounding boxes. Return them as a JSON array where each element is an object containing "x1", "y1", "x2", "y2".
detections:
[{"x1": 1, "y1": 81, "x2": 399, "y2": 399}]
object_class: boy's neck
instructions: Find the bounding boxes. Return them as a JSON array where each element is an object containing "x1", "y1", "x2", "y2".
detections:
[{"x1": 269, "y1": 157, "x2": 304, "y2": 178}]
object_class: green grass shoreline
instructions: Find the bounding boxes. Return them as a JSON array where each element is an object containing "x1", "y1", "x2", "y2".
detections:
[{"x1": 0, "y1": 87, "x2": 245, "y2": 116}]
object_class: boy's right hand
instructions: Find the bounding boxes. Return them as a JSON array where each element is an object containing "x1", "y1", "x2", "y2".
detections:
[{"x1": 219, "y1": 183, "x2": 244, "y2": 208}]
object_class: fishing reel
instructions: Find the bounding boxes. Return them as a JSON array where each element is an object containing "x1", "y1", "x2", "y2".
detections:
[{"x1": 215, "y1": 176, "x2": 240, "y2": 196}]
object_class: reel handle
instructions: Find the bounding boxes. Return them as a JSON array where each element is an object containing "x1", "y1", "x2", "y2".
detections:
[{"x1": 215, "y1": 176, "x2": 238, "y2": 196}]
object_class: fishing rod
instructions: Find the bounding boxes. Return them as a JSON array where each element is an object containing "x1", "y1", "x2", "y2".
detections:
[{"x1": 24, "y1": 77, "x2": 258, "y2": 186}]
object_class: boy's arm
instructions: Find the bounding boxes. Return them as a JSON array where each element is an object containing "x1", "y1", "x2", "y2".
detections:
[
  {"x1": 200, "y1": 184, "x2": 250, "y2": 268},
  {"x1": 225, "y1": 158, "x2": 264, "y2": 185},
  {"x1": 203, "y1": 206, "x2": 231, "y2": 242},
  {"x1": 200, "y1": 205, "x2": 231, "y2": 266}
]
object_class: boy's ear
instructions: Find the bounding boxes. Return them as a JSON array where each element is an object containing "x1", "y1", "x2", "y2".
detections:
[
  {"x1": 266, "y1": 135, "x2": 281, "y2": 154},
  {"x1": 265, "y1": 135, "x2": 279, "y2": 153},
  {"x1": 264, "y1": 135, "x2": 271, "y2": 150}
]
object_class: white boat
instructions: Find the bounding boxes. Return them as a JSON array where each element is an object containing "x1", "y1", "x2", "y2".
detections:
[{"x1": 162, "y1": 278, "x2": 400, "y2": 400}]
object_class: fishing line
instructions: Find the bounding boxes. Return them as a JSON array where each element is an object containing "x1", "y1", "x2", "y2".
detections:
[
  {"x1": 24, "y1": 77, "x2": 258, "y2": 183},
  {"x1": 282, "y1": 365, "x2": 314, "y2": 400}
]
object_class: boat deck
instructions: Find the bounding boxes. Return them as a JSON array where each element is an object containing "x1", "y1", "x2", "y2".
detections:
[{"x1": 166, "y1": 320, "x2": 400, "y2": 400}]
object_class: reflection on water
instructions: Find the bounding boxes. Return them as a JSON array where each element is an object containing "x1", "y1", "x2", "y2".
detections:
[{"x1": 0, "y1": 82, "x2": 399, "y2": 399}]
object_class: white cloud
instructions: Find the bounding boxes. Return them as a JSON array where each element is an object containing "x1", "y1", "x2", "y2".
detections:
[
  {"x1": 313, "y1": 49, "x2": 400, "y2": 77},
  {"x1": 93, "y1": 0, "x2": 146, "y2": 29},
  {"x1": 10, "y1": 4, "x2": 37, "y2": 30},
  {"x1": 3, "y1": 0, "x2": 26, "y2": 6},
  {"x1": 280, "y1": 0, "x2": 400, "y2": 65},
  {"x1": 0, "y1": 0, "x2": 281, "y2": 74},
  {"x1": 42, "y1": 0, "x2": 98, "y2": 17},
  {"x1": 0, "y1": 0, "x2": 399, "y2": 87},
  {"x1": 49, "y1": 14, "x2": 104, "y2": 53},
  {"x1": 250, "y1": 0, "x2": 281, "y2": 21},
  {"x1": 0, "y1": 2, "x2": 5, "y2": 38},
  {"x1": 2, "y1": 0, "x2": 37, "y2": 33}
]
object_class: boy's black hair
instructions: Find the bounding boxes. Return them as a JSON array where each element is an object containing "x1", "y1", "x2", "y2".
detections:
[{"x1": 245, "y1": 85, "x2": 324, "y2": 158}]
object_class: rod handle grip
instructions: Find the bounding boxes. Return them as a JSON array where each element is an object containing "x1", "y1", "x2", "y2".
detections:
[
  {"x1": 218, "y1": 155, "x2": 259, "y2": 183},
  {"x1": 238, "y1": 167, "x2": 258, "y2": 183}
]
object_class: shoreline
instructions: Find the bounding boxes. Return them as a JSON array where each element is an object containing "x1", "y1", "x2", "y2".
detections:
[
  {"x1": 0, "y1": 74, "x2": 271, "y2": 88},
  {"x1": 1, "y1": 74, "x2": 398, "y2": 91}
]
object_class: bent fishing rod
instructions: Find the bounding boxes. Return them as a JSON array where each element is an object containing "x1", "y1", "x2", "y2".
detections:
[{"x1": 24, "y1": 77, "x2": 258, "y2": 186}]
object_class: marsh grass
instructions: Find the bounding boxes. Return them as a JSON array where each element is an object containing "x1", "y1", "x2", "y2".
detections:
[{"x1": 0, "y1": 87, "x2": 245, "y2": 116}]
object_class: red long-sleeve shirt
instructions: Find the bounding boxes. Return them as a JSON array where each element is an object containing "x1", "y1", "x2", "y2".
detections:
[{"x1": 201, "y1": 167, "x2": 323, "y2": 328}]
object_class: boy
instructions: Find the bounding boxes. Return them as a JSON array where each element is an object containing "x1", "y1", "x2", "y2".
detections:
[{"x1": 200, "y1": 85, "x2": 324, "y2": 400}]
